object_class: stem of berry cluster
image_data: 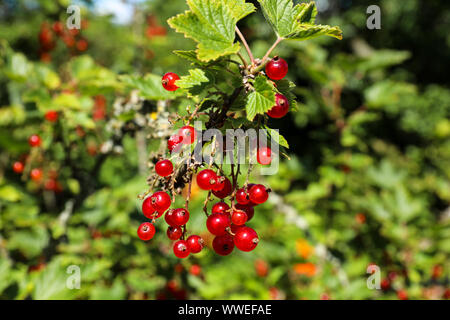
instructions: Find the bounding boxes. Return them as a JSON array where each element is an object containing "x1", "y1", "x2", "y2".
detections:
[
  {"x1": 235, "y1": 26, "x2": 255, "y2": 65},
  {"x1": 252, "y1": 36, "x2": 284, "y2": 74}
]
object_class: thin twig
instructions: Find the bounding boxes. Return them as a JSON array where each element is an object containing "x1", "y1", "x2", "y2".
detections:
[
  {"x1": 235, "y1": 26, "x2": 255, "y2": 64},
  {"x1": 254, "y1": 37, "x2": 284, "y2": 73}
]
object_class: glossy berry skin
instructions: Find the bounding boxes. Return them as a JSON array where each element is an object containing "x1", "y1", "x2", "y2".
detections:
[
  {"x1": 150, "y1": 191, "x2": 171, "y2": 215},
  {"x1": 45, "y1": 110, "x2": 59, "y2": 122},
  {"x1": 249, "y1": 184, "x2": 269, "y2": 204},
  {"x1": 268, "y1": 93, "x2": 289, "y2": 118},
  {"x1": 212, "y1": 177, "x2": 232, "y2": 198},
  {"x1": 213, "y1": 234, "x2": 234, "y2": 256},
  {"x1": 236, "y1": 204, "x2": 255, "y2": 221},
  {"x1": 196, "y1": 169, "x2": 218, "y2": 190},
  {"x1": 142, "y1": 196, "x2": 156, "y2": 219},
  {"x1": 29, "y1": 134, "x2": 42, "y2": 147},
  {"x1": 13, "y1": 161, "x2": 24, "y2": 174},
  {"x1": 211, "y1": 202, "x2": 230, "y2": 215},
  {"x1": 231, "y1": 210, "x2": 248, "y2": 226},
  {"x1": 257, "y1": 146, "x2": 272, "y2": 165},
  {"x1": 137, "y1": 222, "x2": 156, "y2": 241},
  {"x1": 230, "y1": 224, "x2": 246, "y2": 234},
  {"x1": 155, "y1": 159, "x2": 173, "y2": 177},
  {"x1": 265, "y1": 56, "x2": 288, "y2": 80},
  {"x1": 234, "y1": 226, "x2": 259, "y2": 252},
  {"x1": 178, "y1": 126, "x2": 197, "y2": 145},
  {"x1": 162, "y1": 72, "x2": 180, "y2": 91},
  {"x1": 167, "y1": 226, "x2": 183, "y2": 240},
  {"x1": 173, "y1": 240, "x2": 190, "y2": 258},
  {"x1": 206, "y1": 213, "x2": 231, "y2": 236},
  {"x1": 172, "y1": 208, "x2": 190, "y2": 226},
  {"x1": 186, "y1": 235, "x2": 204, "y2": 254},
  {"x1": 165, "y1": 209, "x2": 177, "y2": 226},
  {"x1": 168, "y1": 135, "x2": 183, "y2": 153},
  {"x1": 30, "y1": 168, "x2": 43, "y2": 181},
  {"x1": 236, "y1": 188, "x2": 250, "y2": 205}
]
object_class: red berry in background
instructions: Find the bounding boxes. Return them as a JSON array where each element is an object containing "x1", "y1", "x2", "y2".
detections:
[
  {"x1": 381, "y1": 278, "x2": 390, "y2": 291},
  {"x1": 168, "y1": 134, "x2": 183, "y2": 153},
  {"x1": 196, "y1": 169, "x2": 218, "y2": 190},
  {"x1": 206, "y1": 213, "x2": 231, "y2": 236},
  {"x1": 150, "y1": 191, "x2": 171, "y2": 214},
  {"x1": 173, "y1": 240, "x2": 190, "y2": 258},
  {"x1": 255, "y1": 259, "x2": 269, "y2": 277},
  {"x1": 29, "y1": 134, "x2": 41, "y2": 147},
  {"x1": 211, "y1": 202, "x2": 230, "y2": 215},
  {"x1": 178, "y1": 125, "x2": 197, "y2": 145},
  {"x1": 186, "y1": 235, "x2": 204, "y2": 253},
  {"x1": 30, "y1": 168, "x2": 43, "y2": 181},
  {"x1": 137, "y1": 222, "x2": 155, "y2": 241},
  {"x1": 52, "y1": 21, "x2": 64, "y2": 35},
  {"x1": 212, "y1": 177, "x2": 232, "y2": 198},
  {"x1": 167, "y1": 226, "x2": 183, "y2": 240},
  {"x1": 248, "y1": 184, "x2": 269, "y2": 204},
  {"x1": 257, "y1": 146, "x2": 272, "y2": 165},
  {"x1": 68, "y1": 28, "x2": 80, "y2": 36},
  {"x1": 231, "y1": 210, "x2": 248, "y2": 226},
  {"x1": 162, "y1": 72, "x2": 180, "y2": 91},
  {"x1": 44, "y1": 110, "x2": 59, "y2": 122},
  {"x1": 236, "y1": 188, "x2": 250, "y2": 205},
  {"x1": 155, "y1": 159, "x2": 173, "y2": 177},
  {"x1": 235, "y1": 204, "x2": 254, "y2": 221},
  {"x1": 142, "y1": 196, "x2": 156, "y2": 219},
  {"x1": 189, "y1": 264, "x2": 202, "y2": 276},
  {"x1": 172, "y1": 208, "x2": 190, "y2": 226},
  {"x1": 62, "y1": 34, "x2": 75, "y2": 47},
  {"x1": 12, "y1": 161, "x2": 24, "y2": 174},
  {"x1": 432, "y1": 264, "x2": 443, "y2": 279},
  {"x1": 397, "y1": 289, "x2": 408, "y2": 300},
  {"x1": 76, "y1": 38, "x2": 88, "y2": 52},
  {"x1": 234, "y1": 226, "x2": 259, "y2": 252},
  {"x1": 265, "y1": 56, "x2": 288, "y2": 80},
  {"x1": 212, "y1": 234, "x2": 234, "y2": 256},
  {"x1": 267, "y1": 93, "x2": 289, "y2": 118}
]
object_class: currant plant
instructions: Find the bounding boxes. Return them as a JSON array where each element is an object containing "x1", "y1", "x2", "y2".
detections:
[{"x1": 137, "y1": 0, "x2": 342, "y2": 258}]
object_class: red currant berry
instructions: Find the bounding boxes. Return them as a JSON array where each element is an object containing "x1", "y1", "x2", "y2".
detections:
[
  {"x1": 178, "y1": 125, "x2": 197, "y2": 145},
  {"x1": 189, "y1": 264, "x2": 202, "y2": 276},
  {"x1": 12, "y1": 161, "x2": 24, "y2": 174},
  {"x1": 257, "y1": 146, "x2": 272, "y2": 165},
  {"x1": 150, "y1": 191, "x2": 171, "y2": 214},
  {"x1": 30, "y1": 168, "x2": 43, "y2": 181},
  {"x1": 206, "y1": 213, "x2": 231, "y2": 236},
  {"x1": 167, "y1": 226, "x2": 183, "y2": 240},
  {"x1": 248, "y1": 184, "x2": 269, "y2": 204},
  {"x1": 155, "y1": 159, "x2": 173, "y2": 177},
  {"x1": 234, "y1": 226, "x2": 259, "y2": 252},
  {"x1": 142, "y1": 196, "x2": 156, "y2": 219},
  {"x1": 212, "y1": 234, "x2": 234, "y2": 256},
  {"x1": 173, "y1": 240, "x2": 190, "y2": 258},
  {"x1": 196, "y1": 169, "x2": 218, "y2": 190},
  {"x1": 230, "y1": 224, "x2": 245, "y2": 234},
  {"x1": 265, "y1": 56, "x2": 288, "y2": 80},
  {"x1": 45, "y1": 110, "x2": 59, "y2": 122},
  {"x1": 267, "y1": 93, "x2": 289, "y2": 118},
  {"x1": 29, "y1": 134, "x2": 42, "y2": 147},
  {"x1": 211, "y1": 202, "x2": 230, "y2": 215},
  {"x1": 137, "y1": 222, "x2": 156, "y2": 241},
  {"x1": 231, "y1": 210, "x2": 248, "y2": 226},
  {"x1": 235, "y1": 204, "x2": 255, "y2": 221},
  {"x1": 212, "y1": 177, "x2": 232, "y2": 198},
  {"x1": 211, "y1": 175, "x2": 227, "y2": 191},
  {"x1": 186, "y1": 235, "x2": 204, "y2": 254},
  {"x1": 168, "y1": 134, "x2": 183, "y2": 153},
  {"x1": 165, "y1": 209, "x2": 177, "y2": 226},
  {"x1": 172, "y1": 208, "x2": 190, "y2": 226},
  {"x1": 236, "y1": 188, "x2": 250, "y2": 205},
  {"x1": 162, "y1": 72, "x2": 180, "y2": 91}
]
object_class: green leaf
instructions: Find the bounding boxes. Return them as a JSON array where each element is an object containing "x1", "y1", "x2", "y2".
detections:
[
  {"x1": 258, "y1": 0, "x2": 342, "y2": 41},
  {"x1": 176, "y1": 68, "x2": 209, "y2": 89},
  {"x1": 246, "y1": 75, "x2": 276, "y2": 120},
  {"x1": 265, "y1": 126, "x2": 289, "y2": 148},
  {"x1": 168, "y1": 0, "x2": 255, "y2": 61}
]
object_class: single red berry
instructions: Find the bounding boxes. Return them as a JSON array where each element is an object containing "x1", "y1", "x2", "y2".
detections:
[
  {"x1": 142, "y1": 196, "x2": 156, "y2": 219},
  {"x1": 231, "y1": 210, "x2": 248, "y2": 226},
  {"x1": 397, "y1": 289, "x2": 408, "y2": 300},
  {"x1": 52, "y1": 21, "x2": 64, "y2": 35},
  {"x1": 255, "y1": 259, "x2": 269, "y2": 277},
  {"x1": 196, "y1": 169, "x2": 218, "y2": 190},
  {"x1": 155, "y1": 159, "x2": 173, "y2": 177},
  {"x1": 211, "y1": 202, "x2": 230, "y2": 216},
  {"x1": 186, "y1": 235, "x2": 204, "y2": 254},
  {"x1": 172, "y1": 208, "x2": 190, "y2": 226},
  {"x1": 168, "y1": 134, "x2": 183, "y2": 153},
  {"x1": 178, "y1": 125, "x2": 197, "y2": 145},
  {"x1": 76, "y1": 38, "x2": 88, "y2": 52},
  {"x1": 381, "y1": 278, "x2": 390, "y2": 291},
  {"x1": 150, "y1": 191, "x2": 171, "y2": 214},
  {"x1": 212, "y1": 234, "x2": 234, "y2": 256},
  {"x1": 137, "y1": 222, "x2": 156, "y2": 241},
  {"x1": 30, "y1": 168, "x2": 43, "y2": 181},
  {"x1": 162, "y1": 72, "x2": 180, "y2": 91},
  {"x1": 235, "y1": 204, "x2": 255, "y2": 221},
  {"x1": 267, "y1": 93, "x2": 289, "y2": 118},
  {"x1": 173, "y1": 240, "x2": 190, "y2": 258},
  {"x1": 234, "y1": 226, "x2": 259, "y2": 252},
  {"x1": 167, "y1": 226, "x2": 183, "y2": 240},
  {"x1": 189, "y1": 264, "x2": 202, "y2": 276},
  {"x1": 265, "y1": 56, "x2": 288, "y2": 80},
  {"x1": 230, "y1": 224, "x2": 245, "y2": 234},
  {"x1": 257, "y1": 146, "x2": 272, "y2": 165},
  {"x1": 165, "y1": 209, "x2": 177, "y2": 226},
  {"x1": 248, "y1": 184, "x2": 269, "y2": 204},
  {"x1": 13, "y1": 161, "x2": 24, "y2": 174},
  {"x1": 29, "y1": 134, "x2": 42, "y2": 147},
  {"x1": 212, "y1": 177, "x2": 232, "y2": 198},
  {"x1": 206, "y1": 213, "x2": 231, "y2": 236},
  {"x1": 45, "y1": 110, "x2": 59, "y2": 122},
  {"x1": 236, "y1": 188, "x2": 250, "y2": 205}
]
